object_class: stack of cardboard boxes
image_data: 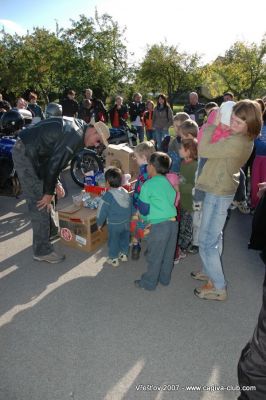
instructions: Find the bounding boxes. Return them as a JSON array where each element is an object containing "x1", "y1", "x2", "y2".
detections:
[{"x1": 58, "y1": 144, "x2": 138, "y2": 253}]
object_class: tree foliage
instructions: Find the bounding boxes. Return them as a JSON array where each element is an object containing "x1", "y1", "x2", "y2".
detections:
[
  {"x1": 208, "y1": 35, "x2": 266, "y2": 99},
  {"x1": 0, "y1": 11, "x2": 129, "y2": 103},
  {"x1": 136, "y1": 43, "x2": 202, "y2": 102},
  {"x1": 63, "y1": 12, "x2": 129, "y2": 100},
  {"x1": 0, "y1": 13, "x2": 265, "y2": 105}
]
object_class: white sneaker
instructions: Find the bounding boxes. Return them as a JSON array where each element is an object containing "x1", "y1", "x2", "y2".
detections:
[
  {"x1": 230, "y1": 202, "x2": 237, "y2": 210},
  {"x1": 193, "y1": 201, "x2": 202, "y2": 211},
  {"x1": 231, "y1": 200, "x2": 250, "y2": 214},
  {"x1": 174, "y1": 251, "x2": 187, "y2": 264},
  {"x1": 236, "y1": 201, "x2": 250, "y2": 214},
  {"x1": 119, "y1": 253, "x2": 128, "y2": 262},
  {"x1": 107, "y1": 258, "x2": 119, "y2": 267}
]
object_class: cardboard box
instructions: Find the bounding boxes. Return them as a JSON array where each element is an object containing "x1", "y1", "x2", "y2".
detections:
[
  {"x1": 58, "y1": 205, "x2": 107, "y2": 252},
  {"x1": 106, "y1": 144, "x2": 139, "y2": 179}
]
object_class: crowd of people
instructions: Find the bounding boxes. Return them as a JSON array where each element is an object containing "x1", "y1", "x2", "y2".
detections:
[
  {"x1": 96, "y1": 96, "x2": 265, "y2": 298},
  {"x1": 1, "y1": 89, "x2": 266, "y2": 278},
  {"x1": 1, "y1": 88, "x2": 266, "y2": 399}
]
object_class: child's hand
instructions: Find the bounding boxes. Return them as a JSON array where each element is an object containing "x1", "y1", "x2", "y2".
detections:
[
  {"x1": 132, "y1": 211, "x2": 140, "y2": 220},
  {"x1": 173, "y1": 184, "x2": 179, "y2": 192},
  {"x1": 213, "y1": 109, "x2": 221, "y2": 126},
  {"x1": 144, "y1": 224, "x2": 151, "y2": 236}
]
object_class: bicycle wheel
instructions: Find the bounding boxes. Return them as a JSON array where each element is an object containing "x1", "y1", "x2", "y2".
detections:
[{"x1": 70, "y1": 150, "x2": 104, "y2": 187}]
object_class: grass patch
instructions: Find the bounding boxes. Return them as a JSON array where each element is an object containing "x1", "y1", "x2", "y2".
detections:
[{"x1": 173, "y1": 104, "x2": 184, "y2": 114}]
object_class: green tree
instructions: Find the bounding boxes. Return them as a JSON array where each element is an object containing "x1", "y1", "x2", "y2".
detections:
[
  {"x1": 0, "y1": 11, "x2": 130, "y2": 104},
  {"x1": 0, "y1": 27, "x2": 77, "y2": 103},
  {"x1": 64, "y1": 12, "x2": 129, "y2": 100},
  {"x1": 210, "y1": 35, "x2": 266, "y2": 99},
  {"x1": 136, "y1": 43, "x2": 202, "y2": 104}
]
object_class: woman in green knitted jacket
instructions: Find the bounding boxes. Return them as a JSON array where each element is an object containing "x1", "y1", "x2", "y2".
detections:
[{"x1": 192, "y1": 100, "x2": 262, "y2": 301}]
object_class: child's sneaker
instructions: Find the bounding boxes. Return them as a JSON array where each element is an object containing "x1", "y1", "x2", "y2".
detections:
[
  {"x1": 231, "y1": 200, "x2": 250, "y2": 214},
  {"x1": 187, "y1": 245, "x2": 199, "y2": 254},
  {"x1": 119, "y1": 253, "x2": 128, "y2": 262},
  {"x1": 174, "y1": 251, "x2": 187, "y2": 264},
  {"x1": 193, "y1": 201, "x2": 202, "y2": 211},
  {"x1": 131, "y1": 244, "x2": 141, "y2": 260},
  {"x1": 236, "y1": 201, "x2": 250, "y2": 214},
  {"x1": 229, "y1": 202, "x2": 237, "y2": 210},
  {"x1": 107, "y1": 258, "x2": 119, "y2": 267}
]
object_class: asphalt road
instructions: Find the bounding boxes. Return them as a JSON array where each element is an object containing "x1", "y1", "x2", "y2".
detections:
[{"x1": 0, "y1": 168, "x2": 264, "y2": 400}]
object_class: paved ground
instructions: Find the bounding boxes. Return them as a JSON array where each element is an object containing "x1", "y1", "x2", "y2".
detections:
[{"x1": 0, "y1": 169, "x2": 264, "y2": 400}]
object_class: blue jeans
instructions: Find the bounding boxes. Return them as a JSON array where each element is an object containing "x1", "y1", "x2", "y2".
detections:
[
  {"x1": 154, "y1": 129, "x2": 169, "y2": 150},
  {"x1": 198, "y1": 192, "x2": 234, "y2": 289},
  {"x1": 108, "y1": 222, "x2": 130, "y2": 259},
  {"x1": 145, "y1": 129, "x2": 154, "y2": 141}
]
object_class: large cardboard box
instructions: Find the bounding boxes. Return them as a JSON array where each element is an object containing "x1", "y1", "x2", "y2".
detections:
[
  {"x1": 106, "y1": 144, "x2": 139, "y2": 179},
  {"x1": 58, "y1": 205, "x2": 107, "y2": 252}
]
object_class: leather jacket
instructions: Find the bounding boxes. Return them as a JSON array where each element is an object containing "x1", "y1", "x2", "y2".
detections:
[
  {"x1": 19, "y1": 117, "x2": 87, "y2": 194},
  {"x1": 129, "y1": 101, "x2": 146, "y2": 122},
  {"x1": 183, "y1": 102, "x2": 205, "y2": 126}
]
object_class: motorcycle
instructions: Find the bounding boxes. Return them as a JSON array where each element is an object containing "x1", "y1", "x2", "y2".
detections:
[
  {"x1": 0, "y1": 135, "x2": 21, "y2": 197},
  {"x1": 0, "y1": 110, "x2": 29, "y2": 197},
  {"x1": 70, "y1": 123, "x2": 137, "y2": 187}
]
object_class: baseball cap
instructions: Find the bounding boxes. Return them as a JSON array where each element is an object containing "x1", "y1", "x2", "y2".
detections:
[{"x1": 94, "y1": 121, "x2": 110, "y2": 147}]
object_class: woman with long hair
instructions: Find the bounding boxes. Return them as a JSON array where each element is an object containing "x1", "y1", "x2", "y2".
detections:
[{"x1": 152, "y1": 94, "x2": 173, "y2": 150}]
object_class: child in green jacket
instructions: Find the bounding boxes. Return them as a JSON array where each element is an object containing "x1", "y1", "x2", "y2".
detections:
[{"x1": 134, "y1": 152, "x2": 178, "y2": 290}]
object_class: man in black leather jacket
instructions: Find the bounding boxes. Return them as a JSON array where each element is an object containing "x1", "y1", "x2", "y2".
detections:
[{"x1": 12, "y1": 117, "x2": 110, "y2": 263}]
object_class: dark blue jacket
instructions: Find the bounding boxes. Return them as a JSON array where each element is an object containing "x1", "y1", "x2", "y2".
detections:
[{"x1": 97, "y1": 187, "x2": 132, "y2": 226}]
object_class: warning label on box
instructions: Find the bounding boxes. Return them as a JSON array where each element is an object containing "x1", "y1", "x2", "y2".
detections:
[{"x1": 60, "y1": 228, "x2": 73, "y2": 241}]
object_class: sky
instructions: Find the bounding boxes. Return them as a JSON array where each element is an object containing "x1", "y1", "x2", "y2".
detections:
[{"x1": 1, "y1": 0, "x2": 265, "y2": 65}]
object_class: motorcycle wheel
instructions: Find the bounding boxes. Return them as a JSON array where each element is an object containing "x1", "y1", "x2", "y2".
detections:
[{"x1": 70, "y1": 151, "x2": 104, "y2": 187}]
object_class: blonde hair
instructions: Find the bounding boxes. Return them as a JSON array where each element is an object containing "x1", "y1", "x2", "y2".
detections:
[
  {"x1": 173, "y1": 112, "x2": 190, "y2": 123},
  {"x1": 179, "y1": 120, "x2": 199, "y2": 138},
  {"x1": 134, "y1": 141, "x2": 156, "y2": 162},
  {"x1": 146, "y1": 100, "x2": 154, "y2": 108}
]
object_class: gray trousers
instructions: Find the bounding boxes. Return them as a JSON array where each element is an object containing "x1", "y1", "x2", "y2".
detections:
[
  {"x1": 12, "y1": 139, "x2": 54, "y2": 256},
  {"x1": 140, "y1": 220, "x2": 178, "y2": 290}
]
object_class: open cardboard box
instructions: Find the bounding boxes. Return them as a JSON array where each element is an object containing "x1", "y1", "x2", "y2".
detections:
[
  {"x1": 106, "y1": 144, "x2": 139, "y2": 179},
  {"x1": 58, "y1": 205, "x2": 107, "y2": 252}
]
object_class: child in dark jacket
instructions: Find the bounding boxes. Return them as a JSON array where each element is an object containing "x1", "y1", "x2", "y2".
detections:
[
  {"x1": 131, "y1": 141, "x2": 156, "y2": 260},
  {"x1": 97, "y1": 167, "x2": 132, "y2": 267},
  {"x1": 175, "y1": 139, "x2": 198, "y2": 263}
]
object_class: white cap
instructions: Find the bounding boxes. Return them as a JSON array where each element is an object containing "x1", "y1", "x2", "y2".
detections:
[{"x1": 220, "y1": 101, "x2": 236, "y2": 126}]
